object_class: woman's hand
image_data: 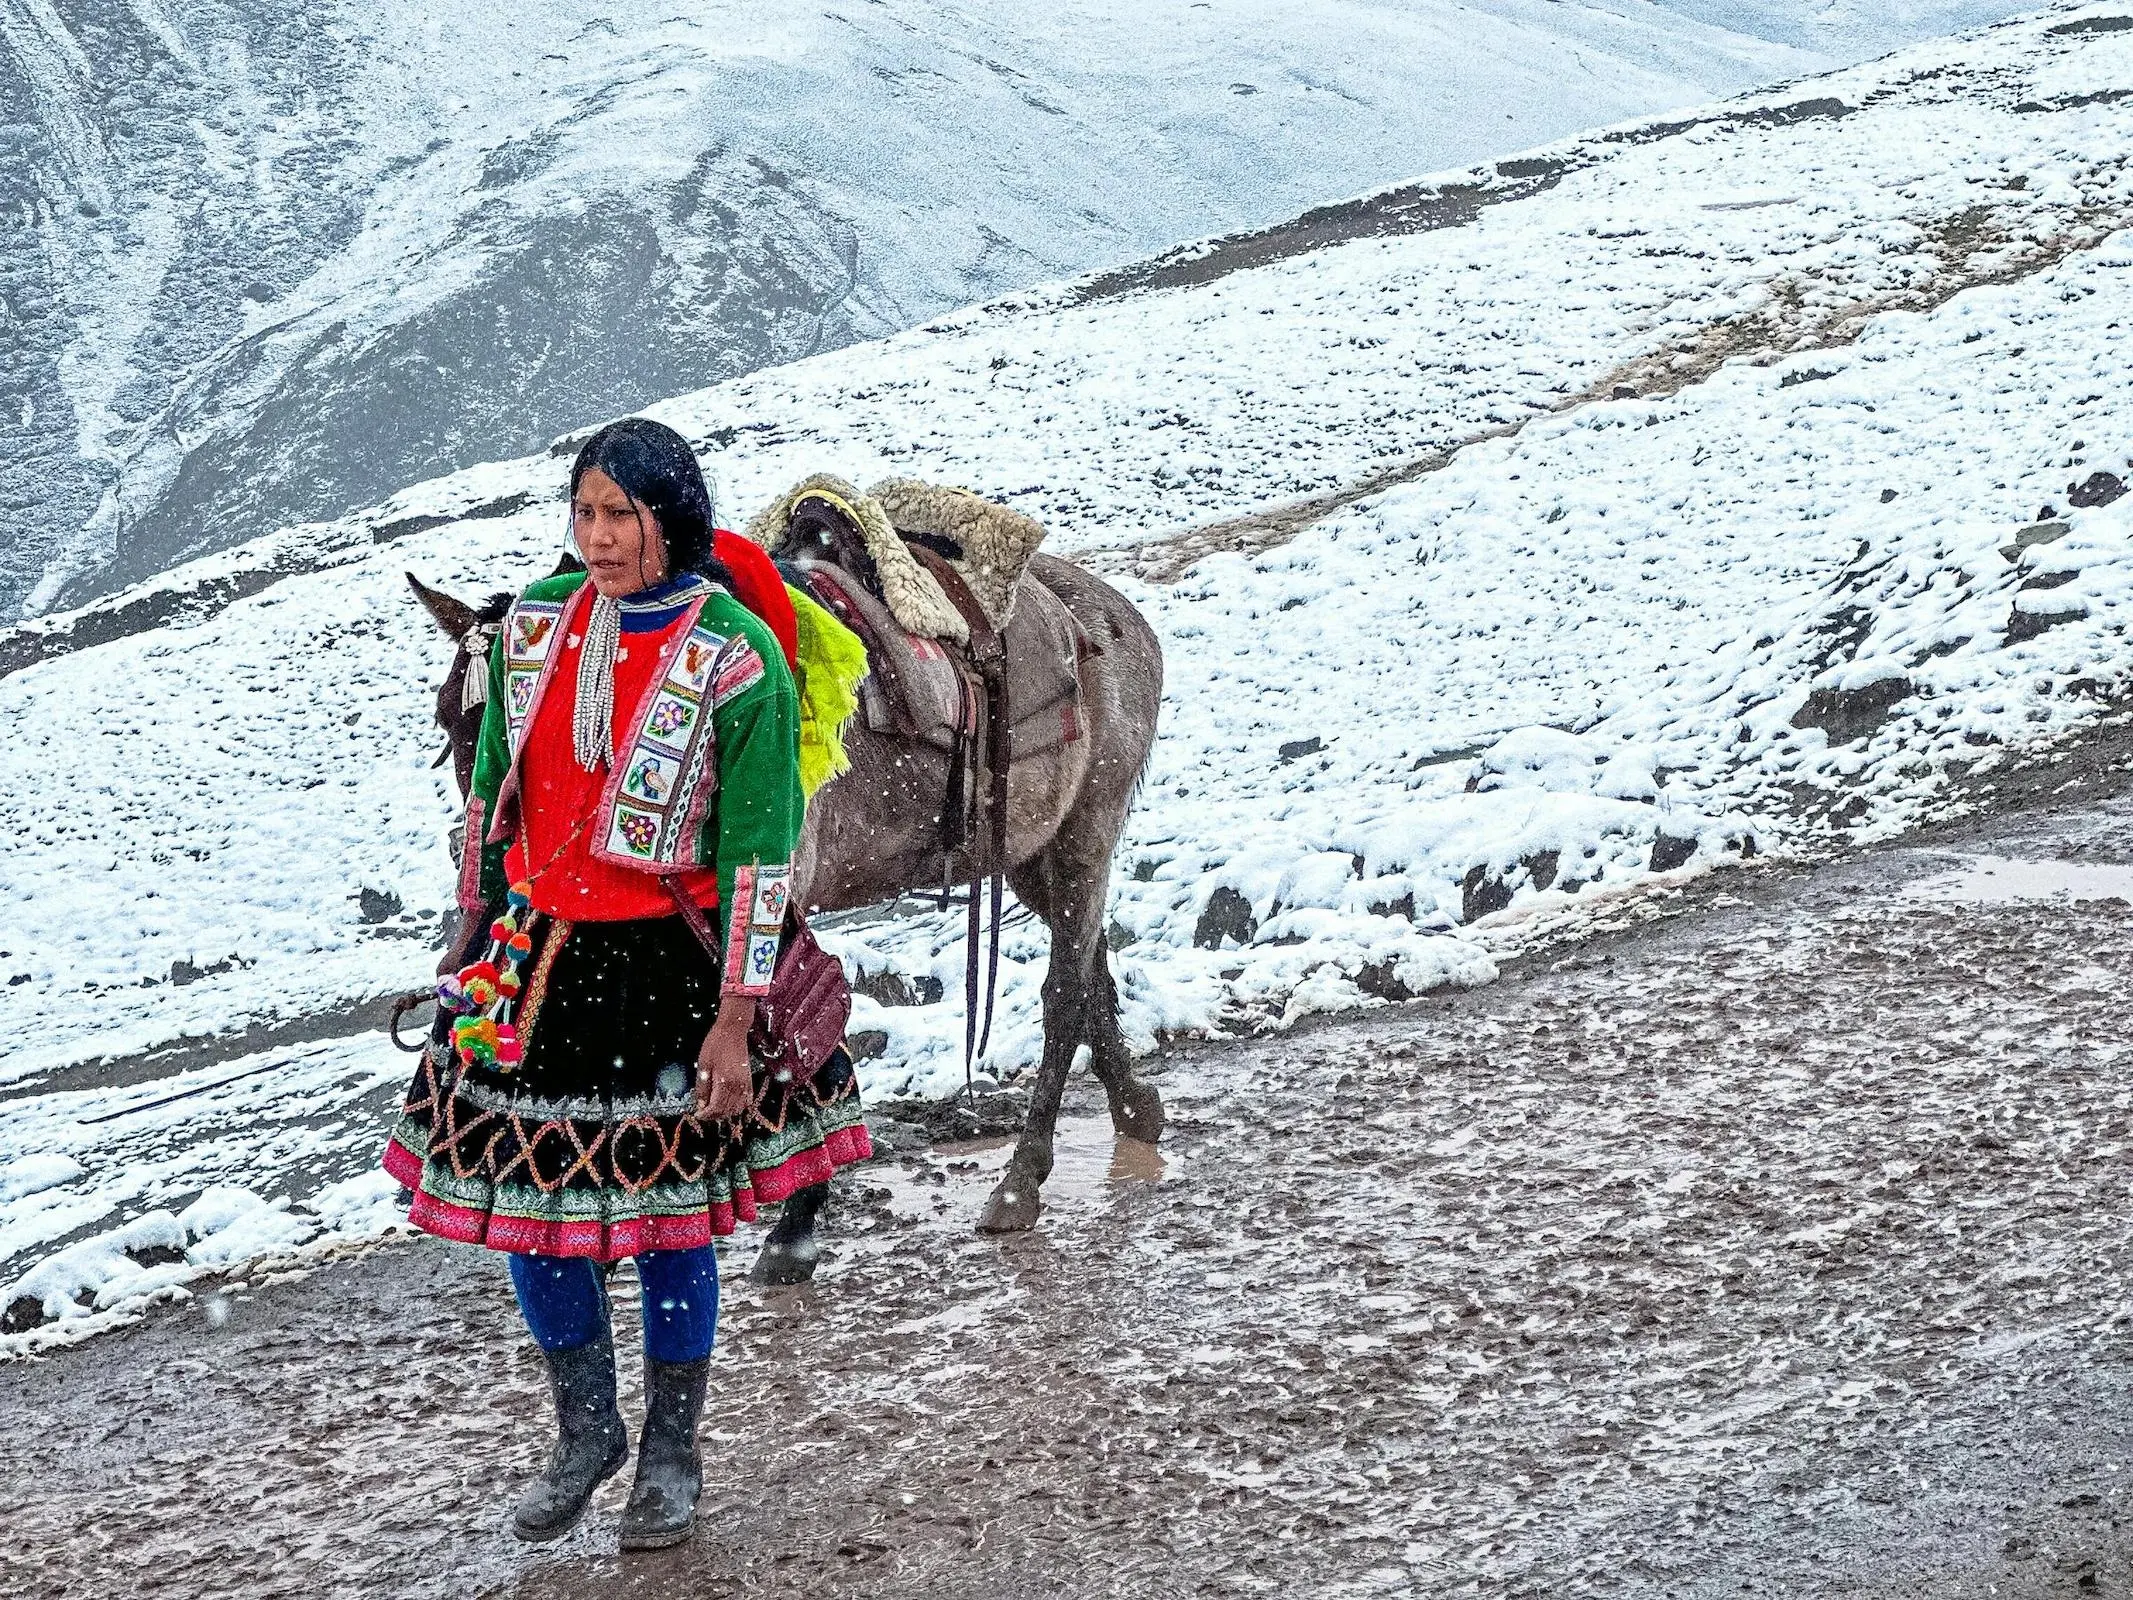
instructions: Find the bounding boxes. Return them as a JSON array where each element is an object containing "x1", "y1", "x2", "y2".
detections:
[{"x1": 694, "y1": 1001, "x2": 758, "y2": 1121}]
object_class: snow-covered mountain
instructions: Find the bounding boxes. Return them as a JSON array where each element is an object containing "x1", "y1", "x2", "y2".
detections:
[
  {"x1": 7, "y1": 0, "x2": 2133, "y2": 1348},
  {"x1": 0, "y1": 0, "x2": 2023, "y2": 620}
]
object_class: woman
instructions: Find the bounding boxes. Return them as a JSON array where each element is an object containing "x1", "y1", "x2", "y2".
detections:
[{"x1": 382, "y1": 417, "x2": 871, "y2": 1549}]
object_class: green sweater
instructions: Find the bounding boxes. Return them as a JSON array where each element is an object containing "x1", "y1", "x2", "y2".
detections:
[{"x1": 466, "y1": 573, "x2": 804, "y2": 959}]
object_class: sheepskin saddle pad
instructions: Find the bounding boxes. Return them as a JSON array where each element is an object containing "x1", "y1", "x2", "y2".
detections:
[{"x1": 745, "y1": 474, "x2": 1088, "y2": 757}]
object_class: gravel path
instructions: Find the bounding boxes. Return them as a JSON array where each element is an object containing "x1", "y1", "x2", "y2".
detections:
[{"x1": 7, "y1": 793, "x2": 2133, "y2": 1598}]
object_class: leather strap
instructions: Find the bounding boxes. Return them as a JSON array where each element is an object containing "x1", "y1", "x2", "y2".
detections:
[
  {"x1": 662, "y1": 876, "x2": 724, "y2": 963},
  {"x1": 908, "y1": 548, "x2": 1015, "y2": 1090}
]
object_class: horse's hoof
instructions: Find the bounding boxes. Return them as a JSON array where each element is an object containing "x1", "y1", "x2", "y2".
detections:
[
  {"x1": 975, "y1": 1177, "x2": 1042, "y2": 1234},
  {"x1": 749, "y1": 1236, "x2": 821, "y2": 1286},
  {"x1": 1108, "y1": 1080, "x2": 1167, "y2": 1144}
]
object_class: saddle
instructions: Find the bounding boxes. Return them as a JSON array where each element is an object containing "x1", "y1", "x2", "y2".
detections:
[
  {"x1": 803, "y1": 559, "x2": 1086, "y2": 760},
  {"x1": 746, "y1": 474, "x2": 1098, "y2": 1080}
]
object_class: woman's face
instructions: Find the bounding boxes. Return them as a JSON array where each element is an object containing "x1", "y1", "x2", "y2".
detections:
[{"x1": 573, "y1": 467, "x2": 668, "y2": 597}]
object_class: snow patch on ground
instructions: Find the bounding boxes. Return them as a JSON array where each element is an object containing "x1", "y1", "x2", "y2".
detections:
[{"x1": 0, "y1": 1033, "x2": 414, "y2": 1353}]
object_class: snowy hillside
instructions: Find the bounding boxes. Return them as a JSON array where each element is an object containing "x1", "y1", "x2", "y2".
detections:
[
  {"x1": 7, "y1": 1, "x2": 2133, "y2": 1346},
  {"x1": 1, "y1": 0, "x2": 2021, "y2": 619}
]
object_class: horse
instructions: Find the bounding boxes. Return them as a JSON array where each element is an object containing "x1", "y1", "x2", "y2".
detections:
[{"x1": 406, "y1": 477, "x2": 1165, "y2": 1281}]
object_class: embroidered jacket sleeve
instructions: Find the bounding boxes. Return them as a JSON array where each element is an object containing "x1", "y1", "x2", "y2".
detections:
[
  {"x1": 703, "y1": 611, "x2": 804, "y2": 998},
  {"x1": 462, "y1": 630, "x2": 514, "y2": 912}
]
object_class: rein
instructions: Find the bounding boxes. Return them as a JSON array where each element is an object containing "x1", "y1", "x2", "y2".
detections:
[{"x1": 388, "y1": 990, "x2": 434, "y2": 1052}]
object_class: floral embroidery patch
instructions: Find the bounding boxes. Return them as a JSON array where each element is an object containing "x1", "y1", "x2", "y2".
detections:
[
  {"x1": 646, "y1": 693, "x2": 696, "y2": 741},
  {"x1": 615, "y1": 810, "x2": 658, "y2": 856},
  {"x1": 723, "y1": 861, "x2": 791, "y2": 998},
  {"x1": 500, "y1": 597, "x2": 570, "y2": 756},
  {"x1": 594, "y1": 612, "x2": 730, "y2": 871}
]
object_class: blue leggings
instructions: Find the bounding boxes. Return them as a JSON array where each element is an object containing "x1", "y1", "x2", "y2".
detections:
[{"x1": 508, "y1": 1246, "x2": 719, "y2": 1364}]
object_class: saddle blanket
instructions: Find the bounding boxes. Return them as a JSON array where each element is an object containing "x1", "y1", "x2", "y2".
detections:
[{"x1": 800, "y1": 562, "x2": 1087, "y2": 757}]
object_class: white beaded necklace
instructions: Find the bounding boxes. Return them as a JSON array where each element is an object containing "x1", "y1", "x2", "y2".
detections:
[{"x1": 572, "y1": 591, "x2": 623, "y2": 771}]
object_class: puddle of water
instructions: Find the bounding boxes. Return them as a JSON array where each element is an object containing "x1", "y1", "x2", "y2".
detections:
[
  {"x1": 925, "y1": 1116, "x2": 1170, "y2": 1214},
  {"x1": 1049, "y1": 1119, "x2": 1169, "y2": 1201},
  {"x1": 1905, "y1": 855, "x2": 2133, "y2": 906}
]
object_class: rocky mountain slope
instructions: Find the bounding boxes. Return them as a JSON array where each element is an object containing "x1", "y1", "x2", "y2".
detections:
[{"x1": 0, "y1": 0, "x2": 2019, "y2": 619}]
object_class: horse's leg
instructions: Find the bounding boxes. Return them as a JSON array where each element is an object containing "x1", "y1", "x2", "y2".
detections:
[
  {"x1": 975, "y1": 851, "x2": 1091, "y2": 1234},
  {"x1": 1034, "y1": 782, "x2": 1167, "y2": 1146},
  {"x1": 1083, "y1": 952, "x2": 1166, "y2": 1145},
  {"x1": 749, "y1": 1181, "x2": 829, "y2": 1286}
]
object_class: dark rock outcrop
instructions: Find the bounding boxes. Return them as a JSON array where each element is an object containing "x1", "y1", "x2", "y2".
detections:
[
  {"x1": 1194, "y1": 887, "x2": 1259, "y2": 950},
  {"x1": 2000, "y1": 520, "x2": 2070, "y2": 561},
  {"x1": 1460, "y1": 848, "x2": 1575, "y2": 922},
  {"x1": 1354, "y1": 961, "x2": 1419, "y2": 1002},
  {"x1": 1791, "y1": 672, "x2": 1912, "y2": 742},
  {"x1": 1649, "y1": 831, "x2": 1699, "y2": 872},
  {"x1": 2068, "y1": 470, "x2": 2127, "y2": 509},
  {"x1": 854, "y1": 971, "x2": 944, "y2": 1008},
  {"x1": 1369, "y1": 888, "x2": 1418, "y2": 921},
  {"x1": 1460, "y1": 865, "x2": 1513, "y2": 923},
  {"x1": 2006, "y1": 595, "x2": 2090, "y2": 644}
]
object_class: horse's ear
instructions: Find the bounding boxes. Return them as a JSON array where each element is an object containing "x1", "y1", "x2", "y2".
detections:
[
  {"x1": 406, "y1": 572, "x2": 479, "y2": 640},
  {"x1": 552, "y1": 550, "x2": 585, "y2": 576}
]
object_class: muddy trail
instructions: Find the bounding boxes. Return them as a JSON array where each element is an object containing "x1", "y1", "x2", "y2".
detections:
[{"x1": 10, "y1": 777, "x2": 2133, "y2": 1596}]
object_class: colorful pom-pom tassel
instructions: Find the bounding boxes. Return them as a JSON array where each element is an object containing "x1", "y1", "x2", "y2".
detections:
[
  {"x1": 506, "y1": 932, "x2": 533, "y2": 958},
  {"x1": 507, "y1": 883, "x2": 533, "y2": 909},
  {"x1": 496, "y1": 971, "x2": 521, "y2": 999}
]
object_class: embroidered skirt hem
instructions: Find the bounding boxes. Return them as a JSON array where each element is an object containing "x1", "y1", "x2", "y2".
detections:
[
  {"x1": 377, "y1": 912, "x2": 872, "y2": 1263},
  {"x1": 381, "y1": 1119, "x2": 872, "y2": 1259}
]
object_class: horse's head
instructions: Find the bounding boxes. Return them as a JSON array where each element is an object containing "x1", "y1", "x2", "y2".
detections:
[
  {"x1": 781, "y1": 492, "x2": 883, "y2": 591},
  {"x1": 745, "y1": 474, "x2": 970, "y2": 645},
  {"x1": 407, "y1": 572, "x2": 512, "y2": 799}
]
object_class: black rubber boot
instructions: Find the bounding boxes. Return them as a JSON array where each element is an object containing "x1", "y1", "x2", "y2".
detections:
[
  {"x1": 512, "y1": 1335, "x2": 630, "y2": 1542},
  {"x1": 618, "y1": 1356, "x2": 710, "y2": 1550},
  {"x1": 750, "y1": 1181, "x2": 829, "y2": 1286}
]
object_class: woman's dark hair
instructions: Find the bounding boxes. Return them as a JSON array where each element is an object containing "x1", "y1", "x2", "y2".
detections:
[{"x1": 568, "y1": 417, "x2": 733, "y2": 586}]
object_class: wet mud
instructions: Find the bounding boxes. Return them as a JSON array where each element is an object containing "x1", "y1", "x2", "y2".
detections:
[{"x1": 10, "y1": 795, "x2": 2133, "y2": 1596}]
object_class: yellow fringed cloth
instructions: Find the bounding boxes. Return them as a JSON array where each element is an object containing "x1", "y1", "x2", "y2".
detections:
[{"x1": 788, "y1": 584, "x2": 869, "y2": 799}]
